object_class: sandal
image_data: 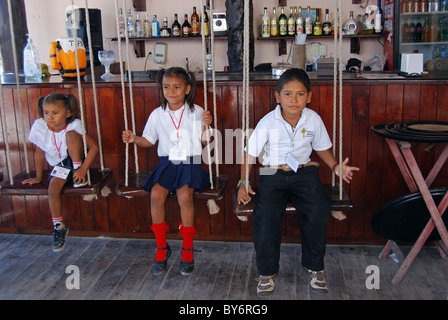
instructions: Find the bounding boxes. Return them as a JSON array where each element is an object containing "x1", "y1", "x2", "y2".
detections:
[{"x1": 152, "y1": 244, "x2": 171, "y2": 275}]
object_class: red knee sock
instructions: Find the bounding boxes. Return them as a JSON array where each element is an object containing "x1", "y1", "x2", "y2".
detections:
[
  {"x1": 180, "y1": 225, "x2": 196, "y2": 262},
  {"x1": 152, "y1": 222, "x2": 169, "y2": 261}
]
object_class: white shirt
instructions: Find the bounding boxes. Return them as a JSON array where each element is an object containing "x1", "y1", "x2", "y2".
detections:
[
  {"x1": 28, "y1": 118, "x2": 84, "y2": 166},
  {"x1": 247, "y1": 105, "x2": 332, "y2": 166},
  {"x1": 142, "y1": 103, "x2": 205, "y2": 157}
]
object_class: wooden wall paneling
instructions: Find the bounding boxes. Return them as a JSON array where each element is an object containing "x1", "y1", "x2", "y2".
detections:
[
  {"x1": 365, "y1": 84, "x2": 387, "y2": 240},
  {"x1": 434, "y1": 85, "x2": 448, "y2": 187},
  {"x1": 383, "y1": 84, "x2": 405, "y2": 203},
  {"x1": 220, "y1": 84, "x2": 243, "y2": 237},
  {"x1": 348, "y1": 85, "x2": 369, "y2": 240}
]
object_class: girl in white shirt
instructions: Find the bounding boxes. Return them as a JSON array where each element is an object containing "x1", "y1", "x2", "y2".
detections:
[
  {"x1": 122, "y1": 67, "x2": 212, "y2": 276},
  {"x1": 237, "y1": 68, "x2": 359, "y2": 296},
  {"x1": 22, "y1": 93, "x2": 98, "y2": 252}
]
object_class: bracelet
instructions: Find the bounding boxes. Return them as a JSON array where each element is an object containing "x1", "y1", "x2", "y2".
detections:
[
  {"x1": 332, "y1": 162, "x2": 339, "y2": 172},
  {"x1": 237, "y1": 179, "x2": 250, "y2": 188}
]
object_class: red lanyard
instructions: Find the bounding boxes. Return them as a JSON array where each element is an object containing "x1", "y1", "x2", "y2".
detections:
[
  {"x1": 51, "y1": 124, "x2": 68, "y2": 159},
  {"x1": 169, "y1": 108, "x2": 184, "y2": 139}
]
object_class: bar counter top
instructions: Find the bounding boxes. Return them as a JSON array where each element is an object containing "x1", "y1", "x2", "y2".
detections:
[{"x1": 2, "y1": 70, "x2": 447, "y2": 86}]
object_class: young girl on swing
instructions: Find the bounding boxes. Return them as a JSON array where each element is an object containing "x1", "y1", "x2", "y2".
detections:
[
  {"x1": 122, "y1": 67, "x2": 212, "y2": 276},
  {"x1": 22, "y1": 93, "x2": 99, "y2": 252}
]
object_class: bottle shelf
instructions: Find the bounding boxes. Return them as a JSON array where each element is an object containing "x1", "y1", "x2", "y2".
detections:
[
  {"x1": 111, "y1": 35, "x2": 228, "y2": 58},
  {"x1": 257, "y1": 33, "x2": 382, "y2": 56}
]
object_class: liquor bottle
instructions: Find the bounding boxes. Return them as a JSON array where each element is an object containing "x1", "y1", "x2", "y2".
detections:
[
  {"x1": 191, "y1": 6, "x2": 200, "y2": 36},
  {"x1": 279, "y1": 6, "x2": 288, "y2": 36},
  {"x1": 261, "y1": 7, "x2": 270, "y2": 38},
  {"x1": 143, "y1": 14, "x2": 151, "y2": 38},
  {"x1": 202, "y1": 6, "x2": 210, "y2": 36},
  {"x1": 288, "y1": 6, "x2": 296, "y2": 36},
  {"x1": 323, "y1": 9, "x2": 332, "y2": 36},
  {"x1": 305, "y1": 6, "x2": 313, "y2": 36},
  {"x1": 313, "y1": 9, "x2": 322, "y2": 35},
  {"x1": 270, "y1": 7, "x2": 279, "y2": 37},
  {"x1": 126, "y1": 8, "x2": 135, "y2": 38},
  {"x1": 343, "y1": 11, "x2": 359, "y2": 35},
  {"x1": 182, "y1": 14, "x2": 191, "y2": 37},
  {"x1": 172, "y1": 14, "x2": 181, "y2": 37},
  {"x1": 374, "y1": 0, "x2": 383, "y2": 34},
  {"x1": 161, "y1": 17, "x2": 171, "y2": 37},
  {"x1": 296, "y1": 6, "x2": 304, "y2": 35},
  {"x1": 135, "y1": 14, "x2": 143, "y2": 38},
  {"x1": 118, "y1": 8, "x2": 125, "y2": 38},
  {"x1": 151, "y1": 15, "x2": 160, "y2": 37}
]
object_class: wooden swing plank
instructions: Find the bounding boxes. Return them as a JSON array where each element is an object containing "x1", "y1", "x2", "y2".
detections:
[
  {"x1": 232, "y1": 183, "x2": 353, "y2": 217},
  {"x1": 115, "y1": 171, "x2": 228, "y2": 200},
  {"x1": 0, "y1": 168, "x2": 113, "y2": 196}
]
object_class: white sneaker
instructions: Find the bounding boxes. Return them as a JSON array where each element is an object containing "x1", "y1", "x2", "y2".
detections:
[
  {"x1": 304, "y1": 268, "x2": 328, "y2": 294},
  {"x1": 256, "y1": 274, "x2": 277, "y2": 296}
]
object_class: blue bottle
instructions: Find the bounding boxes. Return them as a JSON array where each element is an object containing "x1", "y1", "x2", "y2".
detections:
[{"x1": 151, "y1": 15, "x2": 160, "y2": 37}]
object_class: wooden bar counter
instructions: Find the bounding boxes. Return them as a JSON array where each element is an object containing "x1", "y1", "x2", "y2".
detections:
[{"x1": 1, "y1": 71, "x2": 448, "y2": 244}]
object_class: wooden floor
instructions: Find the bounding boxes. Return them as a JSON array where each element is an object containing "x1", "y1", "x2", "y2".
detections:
[{"x1": 0, "y1": 233, "x2": 447, "y2": 300}]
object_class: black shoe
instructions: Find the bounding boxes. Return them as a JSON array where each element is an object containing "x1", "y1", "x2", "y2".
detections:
[
  {"x1": 152, "y1": 244, "x2": 171, "y2": 276},
  {"x1": 52, "y1": 223, "x2": 68, "y2": 252},
  {"x1": 179, "y1": 248, "x2": 194, "y2": 275}
]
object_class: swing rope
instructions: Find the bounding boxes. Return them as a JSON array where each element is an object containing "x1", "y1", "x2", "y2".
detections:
[
  {"x1": 71, "y1": 0, "x2": 91, "y2": 187},
  {"x1": 0, "y1": 81, "x2": 13, "y2": 185},
  {"x1": 6, "y1": 0, "x2": 30, "y2": 179},
  {"x1": 331, "y1": 0, "x2": 346, "y2": 220},
  {"x1": 201, "y1": 0, "x2": 214, "y2": 190},
  {"x1": 243, "y1": 0, "x2": 250, "y2": 192},
  {"x1": 84, "y1": 0, "x2": 104, "y2": 171}
]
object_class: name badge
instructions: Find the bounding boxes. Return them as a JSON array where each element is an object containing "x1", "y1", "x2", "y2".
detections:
[
  {"x1": 286, "y1": 153, "x2": 299, "y2": 172},
  {"x1": 50, "y1": 165, "x2": 71, "y2": 180},
  {"x1": 169, "y1": 147, "x2": 187, "y2": 161}
]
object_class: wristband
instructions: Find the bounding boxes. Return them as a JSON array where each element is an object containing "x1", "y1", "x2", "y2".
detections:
[
  {"x1": 237, "y1": 179, "x2": 250, "y2": 188},
  {"x1": 332, "y1": 163, "x2": 339, "y2": 172}
]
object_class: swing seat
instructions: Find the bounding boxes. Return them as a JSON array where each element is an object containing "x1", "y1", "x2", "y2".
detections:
[
  {"x1": 232, "y1": 183, "x2": 353, "y2": 217},
  {"x1": 0, "y1": 168, "x2": 113, "y2": 196},
  {"x1": 115, "y1": 171, "x2": 228, "y2": 200}
]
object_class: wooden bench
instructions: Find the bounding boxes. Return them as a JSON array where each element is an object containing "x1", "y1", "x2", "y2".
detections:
[
  {"x1": 233, "y1": 183, "x2": 353, "y2": 218},
  {"x1": 115, "y1": 171, "x2": 228, "y2": 200},
  {"x1": 0, "y1": 168, "x2": 113, "y2": 196}
]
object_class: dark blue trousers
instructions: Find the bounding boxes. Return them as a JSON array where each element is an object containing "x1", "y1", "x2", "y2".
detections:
[{"x1": 253, "y1": 166, "x2": 331, "y2": 275}]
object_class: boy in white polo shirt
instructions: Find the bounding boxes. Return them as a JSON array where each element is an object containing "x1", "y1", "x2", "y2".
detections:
[{"x1": 237, "y1": 68, "x2": 359, "y2": 296}]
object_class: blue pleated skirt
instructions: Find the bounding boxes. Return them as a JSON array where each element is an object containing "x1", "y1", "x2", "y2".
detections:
[{"x1": 142, "y1": 156, "x2": 211, "y2": 194}]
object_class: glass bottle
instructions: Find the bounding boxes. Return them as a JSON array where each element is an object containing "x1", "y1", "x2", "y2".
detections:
[
  {"x1": 343, "y1": 11, "x2": 359, "y2": 35},
  {"x1": 172, "y1": 14, "x2": 181, "y2": 37},
  {"x1": 296, "y1": 6, "x2": 304, "y2": 35},
  {"x1": 305, "y1": 6, "x2": 313, "y2": 35},
  {"x1": 313, "y1": 9, "x2": 322, "y2": 35},
  {"x1": 288, "y1": 6, "x2": 296, "y2": 36},
  {"x1": 135, "y1": 14, "x2": 143, "y2": 38},
  {"x1": 279, "y1": 6, "x2": 288, "y2": 36},
  {"x1": 126, "y1": 8, "x2": 135, "y2": 38},
  {"x1": 202, "y1": 6, "x2": 210, "y2": 36},
  {"x1": 323, "y1": 9, "x2": 332, "y2": 36},
  {"x1": 143, "y1": 14, "x2": 151, "y2": 38},
  {"x1": 161, "y1": 17, "x2": 171, "y2": 37},
  {"x1": 182, "y1": 14, "x2": 191, "y2": 37},
  {"x1": 118, "y1": 8, "x2": 125, "y2": 38},
  {"x1": 270, "y1": 7, "x2": 279, "y2": 37},
  {"x1": 151, "y1": 15, "x2": 160, "y2": 38},
  {"x1": 191, "y1": 6, "x2": 200, "y2": 36},
  {"x1": 261, "y1": 7, "x2": 270, "y2": 38}
]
